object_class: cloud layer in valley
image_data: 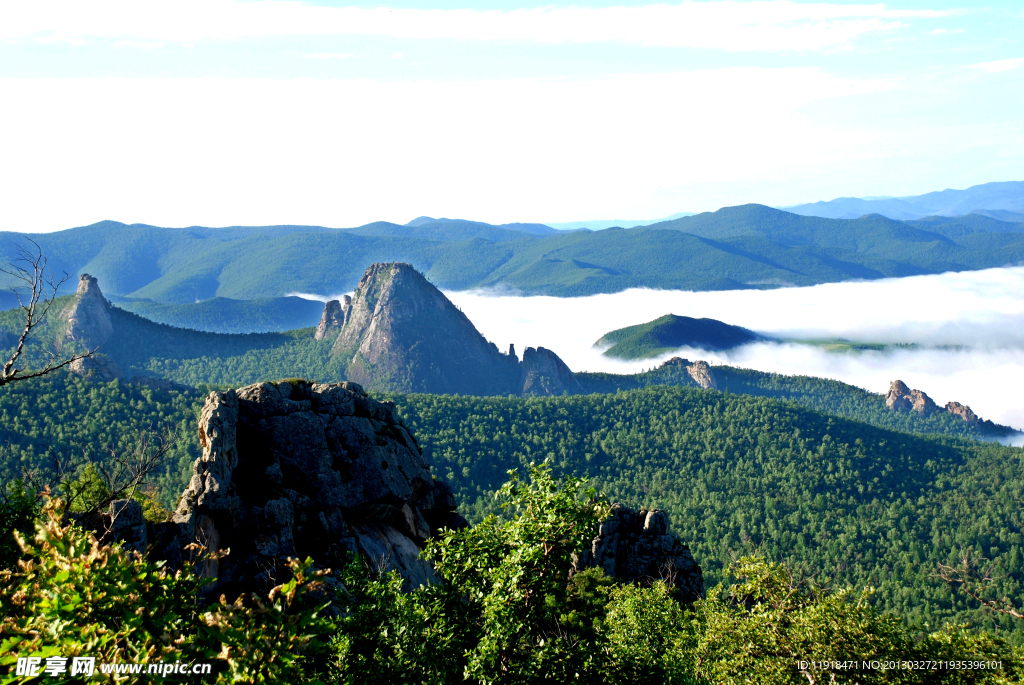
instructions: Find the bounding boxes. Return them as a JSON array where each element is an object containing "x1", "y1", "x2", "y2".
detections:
[{"x1": 445, "y1": 267, "x2": 1024, "y2": 433}]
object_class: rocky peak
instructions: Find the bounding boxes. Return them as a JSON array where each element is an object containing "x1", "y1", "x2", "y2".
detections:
[
  {"x1": 63, "y1": 273, "x2": 113, "y2": 348},
  {"x1": 330, "y1": 263, "x2": 524, "y2": 395},
  {"x1": 574, "y1": 506, "x2": 703, "y2": 603},
  {"x1": 314, "y1": 297, "x2": 350, "y2": 341},
  {"x1": 945, "y1": 401, "x2": 979, "y2": 424},
  {"x1": 170, "y1": 379, "x2": 467, "y2": 599},
  {"x1": 521, "y1": 346, "x2": 581, "y2": 396},
  {"x1": 885, "y1": 379, "x2": 937, "y2": 414}
]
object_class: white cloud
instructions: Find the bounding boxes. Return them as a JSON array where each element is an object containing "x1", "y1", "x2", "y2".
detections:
[
  {"x1": 0, "y1": 70, "x2": 899, "y2": 231},
  {"x1": 929, "y1": 28, "x2": 964, "y2": 35},
  {"x1": 114, "y1": 39, "x2": 162, "y2": 49},
  {"x1": 444, "y1": 266, "x2": 1024, "y2": 431},
  {"x1": 970, "y1": 57, "x2": 1024, "y2": 73},
  {"x1": 303, "y1": 52, "x2": 352, "y2": 59},
  {"x1": 0, "y1": 0, "x2": 962, "y2": 52}
]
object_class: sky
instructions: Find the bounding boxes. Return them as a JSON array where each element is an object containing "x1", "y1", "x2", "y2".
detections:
[
  {"x1": 1, "y1": 0, "x2": 1022, "y2": 231},
  {"x1": 444, "y1": 265, "x2": 1024, "y2": 437}
]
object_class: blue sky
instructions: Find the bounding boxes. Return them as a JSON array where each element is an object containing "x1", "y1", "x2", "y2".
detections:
[{"x1": 2, "y1": 0, "x2": 1022, "y2": 230}]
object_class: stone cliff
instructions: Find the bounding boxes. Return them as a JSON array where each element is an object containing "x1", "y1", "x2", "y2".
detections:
[
  {"x1": 63, "y1": 274, "x2": 113, "y2": 349},
  {"x1": 170, "y1": 379, "x2": 466, "y2": 599},
  {"x1": 326, "y1": 263, "x2": 578, "y2": 397},
  {"x1": 661, "y1": 357, "x2": 719, "y2": 389},
  {"x1": 574, "y1": 506, "x2": 703, "y2": 603}
]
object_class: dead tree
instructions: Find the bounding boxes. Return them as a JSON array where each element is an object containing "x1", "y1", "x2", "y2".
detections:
[
  {"x1": 1, "y1": 238, "x2": 93, "y2": 387},
  {"x1": 936, "y1": 548, "x2": 1024, "y2": 620}
]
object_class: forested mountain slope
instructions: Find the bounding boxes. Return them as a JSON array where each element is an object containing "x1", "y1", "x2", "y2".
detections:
[
  {"x1": 385, "y1": 387, "x2": 1024, "y2": 639},
  {"x1": 3, "y1": 205, "x2": 1023, "y2": 301},
  {"x1": 2, "y1": 372, "x2": 1021, "y2": 639}
]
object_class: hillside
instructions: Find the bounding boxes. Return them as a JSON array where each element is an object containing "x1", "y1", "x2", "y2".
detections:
[
  {"x1": 596, "y1": 314, "x2": 760, "y2": 359},
  {"x1": 3, "y1": 205, "x2": 1024, "y2": 301},
  {"x1": 114, "y1": 296, "x2": 323, "y2": 334}
]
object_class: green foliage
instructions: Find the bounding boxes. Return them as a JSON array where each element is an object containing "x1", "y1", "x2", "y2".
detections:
[
  {"x1": 329, "y1": 468, "x2": 1022, "y2": 684},
  {"x1": 385, "y1": 388, "x2": 1024, "y2": 640},
  {"x1": 0, "y1": 480, "x2": 39, "y2": 571},
  {"x1": 0, "y1": 497, "x2": 334, "y2": 684},
  {"x1": 0, "y1": 370, "x2": 203, "y2": 510}
]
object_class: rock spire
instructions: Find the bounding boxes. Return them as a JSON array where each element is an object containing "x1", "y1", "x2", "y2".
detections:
[{"x1": 63, "y1": 274, "x2": 113, "y2": 348}]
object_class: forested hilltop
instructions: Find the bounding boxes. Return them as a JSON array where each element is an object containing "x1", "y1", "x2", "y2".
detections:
[
  {"x1": 2, "y1": 371, "x2": 1022, "y2": 644},
  {"x1": 2, "y1": 204, "x2": 1023, "y2": 303}
]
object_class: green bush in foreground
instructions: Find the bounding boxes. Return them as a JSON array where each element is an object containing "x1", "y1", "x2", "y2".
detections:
[{"x1": 0, "y1": 498, "x2": 334, "y2": 684}]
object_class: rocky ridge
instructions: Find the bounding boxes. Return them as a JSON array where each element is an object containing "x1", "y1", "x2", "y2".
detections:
[
  {"x1": 885, "y1": 379, "x2": 1016, "y2": 435},
  {"x1": 169, "y1": 379, "x2": 467, "y2": 598}
]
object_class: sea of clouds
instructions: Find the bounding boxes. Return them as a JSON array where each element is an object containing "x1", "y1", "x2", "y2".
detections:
[{"x1": 444, "y1": 266, "x2": 1024, "y2": 441}]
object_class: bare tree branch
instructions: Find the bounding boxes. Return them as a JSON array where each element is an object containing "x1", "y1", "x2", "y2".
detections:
[
  {"x1": 936, "y1": 547, "x2": 1024, "y2": 620},
  {"x1": 1, "y1": 238, "x2": 94, "y2": 387}
]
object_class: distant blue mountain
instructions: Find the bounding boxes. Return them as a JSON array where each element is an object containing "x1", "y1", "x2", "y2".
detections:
[
  {"x1": 405, "y1": 216, "x2": 558, "y2": 236},
  {"x1": 783, "y1": 180, "x2": 1024, "y2": 220},
  {"x1": 546, "y1": 212, "x2": 696, "y2": 231}
]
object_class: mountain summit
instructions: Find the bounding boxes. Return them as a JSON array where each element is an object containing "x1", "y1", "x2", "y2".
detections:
[
  {"x1": 325, "y1": 263, "x2": 577, "y2": 396},
  {"x1": 329, "y1": 263, "x2": 522, "y2": 395}
]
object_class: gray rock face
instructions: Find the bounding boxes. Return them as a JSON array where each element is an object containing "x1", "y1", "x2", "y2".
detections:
[
  {"x1": 885, "y1": 380, "x2": 937, "y2": 414},
  {"x1": 521, "y1": 346, "x2": 582, "y2": 396},
  {"x1": 109, "y1": 499, "x2": 148, "y2": 553},
  {"x1": 330, "y1": 263, "x2": 524, "y2": 395},
  {"x1": 63, "y1": 274, "x2": 113, "y2": 348},
  {"x1": 686, "y1": 360, "x2": 718, "y2": 390},
  {"x1": 171, "y1": 379, "x2": 466, "y2": 599},
  {"x1": 314, "y1": 297, "x2": 350, "y2": 341},
  {"x1": 69, "y1": 354, "x2": 123, "y2": 381},
  {"x1": 574, "y1": 506, "x2": 703, "y2": 603}
]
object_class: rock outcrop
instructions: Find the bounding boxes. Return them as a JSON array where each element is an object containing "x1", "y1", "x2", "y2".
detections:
[
  {"x1": 69, "y1": 354, "x2": 123, "y2": 382},
  {"x1": 660, "y1": 357, "x2": 719, "y2": 390},
  {"x1": 885, "y1": 380, "x2": 1018, "y2": 435},
  {"x1": 328, "y1": 263, "x2": 574, "y2": 396},
  {"x1": 574, "y1": 506, "x2": 703, "y2": 603},
  {"x1": 686, "y1": 360, "x2": 718, "y2": 390},
  {"x1": 63, "y1": 274, "x2": 113, "y2": 348},
  {"x1": 314, "y1": 297, "x2": 351, "y2": 341},
  {"x1": 171, "y1": 379, "x2": 467, "y2": 599},
  {"x1": 521, "y1": 346, "x2": 582, "y2": 396},
  {"x1": 885, "y1": 380, "x2": 937, "y2": 415},
  {"x1": 945, "y1": 401, "x2": 979, "y2": 425}
]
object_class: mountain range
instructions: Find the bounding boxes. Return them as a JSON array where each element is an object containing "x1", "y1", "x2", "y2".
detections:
[
  {"x1": 2, "y1": 204, "x2": 1023, "y2": 312},
  {"x1": 782, "y1": 180, "x2": 1024, "y2": 221}
]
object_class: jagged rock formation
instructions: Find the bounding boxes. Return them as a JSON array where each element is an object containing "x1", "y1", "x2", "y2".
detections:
[
  {"x1": 521, "y1": 346, "x2": 582, "y2": 396},
  {"x1": 170, "y1": 379, "x2": 467, "y2": 599},
  {"x1": 661, "y1": 357, "x2": 719, "y2": 390},
  {"x1": 328, "y1": 263, "x2": 574, "y2": 396},
  {"x1": 885, "y1": 380, "x2": 1018, "y2": 435},
  {"x1": 314, "y1": 296, "x2": 351, "y2": 341},
  {"x1": 574, "y1": 506, "x2": 703, "y2": 603},
  {"x1": 63, "y1": 274, "x2": 113, "y2": 348},
  {"x1": 945, "y1": 401, "x2": 979, "y2": 425},
  {"x1": 885, "y1": 380, "x2": 937, "y2": 415}
]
